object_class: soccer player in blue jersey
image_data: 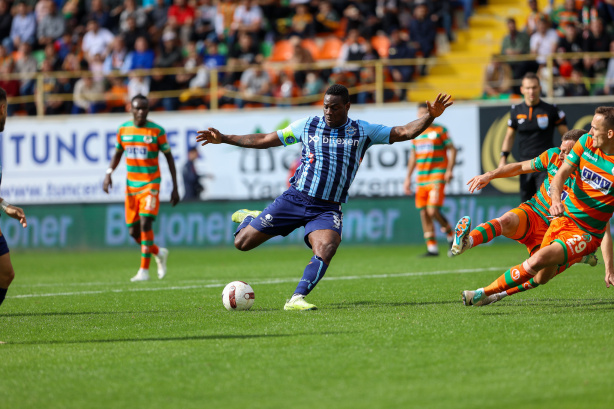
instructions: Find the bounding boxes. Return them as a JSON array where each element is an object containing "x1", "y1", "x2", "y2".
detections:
[
  {"x1": 197, "y1": 85, "x2": 453, "y2": 310},
  {"x1": 0, "y1": 87, "x2": 28, "y2": 309}
]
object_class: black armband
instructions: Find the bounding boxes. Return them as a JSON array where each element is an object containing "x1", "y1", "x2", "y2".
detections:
[{"x1": 500, "y1": 151, "x2": 510, "y2": 158}]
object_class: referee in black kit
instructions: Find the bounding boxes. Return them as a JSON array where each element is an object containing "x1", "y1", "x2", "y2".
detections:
[{"x1": 498, "y1": 72, "x2": 568, "y2": 202}]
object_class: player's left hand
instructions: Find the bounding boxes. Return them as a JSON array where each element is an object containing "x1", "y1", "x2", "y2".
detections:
[
  {"x1": 5, "y1": 205, "x2": 27, "y2": 228},
  {"x1": 426, "y1": 93, "x2": 453, "y2": 118},
  {"x1": 170, "y1": 188, "x2": 180, "y2": 207},
  {"x1": 549, "y1": 202, "x2": 565, "y2": 218},
  {"x1": 605, "y1": 270, "x2": 614, "y2": 288},
  {"x1": 444, "y1": 170, "x2": 453, "y2": 184},
  {"x1": 467, "y1": 174, "x2": 491, "y2": 193}
]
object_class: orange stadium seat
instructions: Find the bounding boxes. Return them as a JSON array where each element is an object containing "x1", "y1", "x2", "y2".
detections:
[
  {"x1": 371, "y1": 35, "x2": 390, "y2": 58},
  {"x1": 318, "y1": 37, "x2": 343, "y2": 60},
  {"x1": 270, "y1": 40, "x2": 294, "y2": 62}
]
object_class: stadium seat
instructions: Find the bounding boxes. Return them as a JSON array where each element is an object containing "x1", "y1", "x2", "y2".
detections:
[
  {"x1": 300, "y1": 39, "x2": 319, "y2": 61},
  {"x1": 371, "y1": 35, "x2": 390, "y2": 58},
  {"x1": 269, "y1": 40, "x2": 294, "y2": 62},
  {"x1": 318, "y1": 37, "x2": 343, "y2": 60}
]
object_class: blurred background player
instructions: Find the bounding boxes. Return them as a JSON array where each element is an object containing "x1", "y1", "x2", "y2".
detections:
[
  {"x1": 103, "y1": 94, "x2": 180, "y2": 282},
  {"x1": 0, "y1": 87, "x2": 27, "y2": 309},
  {"x1": 404, "y1": 103, "x2": 457, "y2": 257},
  {"x1": 499, "y1": 72, "x2": 568, "y2": 202},
  {"x1": 182, "y1": 146, "x2": 203, "y2": 201},
  {"x1": 197, "y1": 85, "x2": 453, "y2": 311}
]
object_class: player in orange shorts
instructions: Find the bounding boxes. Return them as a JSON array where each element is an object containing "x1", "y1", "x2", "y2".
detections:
[
  {"x1": 103, "y1": 95, "x2": 179, "y2": 282},
  {"x1": 452, "y1": 129, "x2": 607, "y2": 305},
  {"x1": 462, "y1": 107, "x2": 614, "y2": 306},
  {"x1": 404, "y1": 103, "x2": 457, "y2": 257}
]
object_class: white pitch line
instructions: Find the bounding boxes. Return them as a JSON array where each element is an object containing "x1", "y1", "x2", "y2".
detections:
[{"x1": 8, "y1": 267, "x2": 505, "y2": 299}]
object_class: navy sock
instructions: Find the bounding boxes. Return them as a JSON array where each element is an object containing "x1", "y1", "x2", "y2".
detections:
[
  {"x1": 0, "y1": 288, "x2": 7, "y2": 307},
  {"x1": 294, "y1": 255, "x2": 328, "y2": 296},
  {"x1": 234, "y1": 215, "x2": 255, "y2": 237}
]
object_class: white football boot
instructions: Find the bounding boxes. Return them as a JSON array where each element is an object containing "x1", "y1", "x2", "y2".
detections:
[
  {"x1": 155, "y1": 248, "x2": 169, "y2": 279},
  {"x1": 131, "y1": 268, "x2": 150, "y2": 282}
]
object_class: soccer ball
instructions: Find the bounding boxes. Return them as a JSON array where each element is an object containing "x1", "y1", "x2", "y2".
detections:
[{"x1": 222, "y1": 281, "x2": 255, "y2": 311}]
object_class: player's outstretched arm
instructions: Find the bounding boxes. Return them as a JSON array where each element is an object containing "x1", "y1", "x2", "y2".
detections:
[
  {"x1": 163, "y1": 151, "x2": 180, "y2": 206},
  {"x1": 467, "y1": 160, "x2": 533, "y2": 193},
  {"x1": 601, "y1": 222, "x2": 614, "y2": 288},
  {"x1": 196, "y1": 128, "x2": 283, "y2": 149},
  {"x1": 103, "y1": 149, "x2": 124, "y2": 194},
  {"x1": 549, "y1": 162, "x2": 575, "y2": 217},
  {"x1": 389, "y1": 93, "x2": 453, "y2": 143},
  {"x1": 0, "y1": 198, "x2": 26, "y2": 228}
]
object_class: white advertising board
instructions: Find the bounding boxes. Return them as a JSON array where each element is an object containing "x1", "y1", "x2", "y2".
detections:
[{"x1": 0, "y1": 104, "x2": 480, "y2": 203}]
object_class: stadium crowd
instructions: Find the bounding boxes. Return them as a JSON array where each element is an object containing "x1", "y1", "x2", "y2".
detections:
[
  {"x1": 0, "y1": 0, "x2": 481, "y2": 115},
  {"x1": 484, "y1": 0, "x2": 614, "y2": 99}
]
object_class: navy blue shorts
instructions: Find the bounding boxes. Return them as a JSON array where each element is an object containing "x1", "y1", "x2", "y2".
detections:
[
  {"x1": 0, "y1": 235, "x2": 9, "y2": 256},
  {"x1": 250, "y1": 187, "x2": 343, "y2": 248}
]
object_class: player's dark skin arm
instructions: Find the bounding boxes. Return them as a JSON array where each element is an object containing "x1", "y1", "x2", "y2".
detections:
[
  {"x1": 389, "y1": 93, "x2": 453, "y2": 143},
  {"x1": 196, "y1": 129, "x2": 283, "y2": 149},
  {"x1": 164, "y1": 151, "x2": 180, "y2": 206},
  {"x1": 102, "y1": 149, "x2": 124, "y2": 193}
]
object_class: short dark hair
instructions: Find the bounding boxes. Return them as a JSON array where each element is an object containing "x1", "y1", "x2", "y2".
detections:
[
  {"x1": 418, "y1": 103, "x2": 427, "y2": 109},
  {"x1": 325, "y1": 84, "x2": 349, "y2": 104},
  {"x1": 595, "y1": 106, "x2": 614, "y2": 131},
  {"x1": 523, "y1": 72, "x2": 539, "y2": 82},
  {"x1": 131, "y1": 94, "x2": 148, "y2": 104},
  {"x1": 0, "y1": 87, "x2": 6, "y2": 103},
  {"x1": 562, "y1": 129, "x2": 585, "y2": 142}
]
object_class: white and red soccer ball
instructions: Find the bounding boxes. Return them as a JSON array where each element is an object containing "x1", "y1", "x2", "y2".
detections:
[{"x1": 222, "y1": 281, "x2": 255, "y2": 311}]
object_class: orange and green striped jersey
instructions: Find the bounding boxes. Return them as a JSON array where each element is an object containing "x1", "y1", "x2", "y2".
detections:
[
  {"x1": 526, "y1": 147, "x2": 575, "y2": 224},
  {"x1": 563, "y1": 134, "x2": 614, "y2": 239},
  {"x1": 410, "y1": 124, "x2": 452, "y2": 186},
  {"x1": 116, "y1": 120, "x2": 171, "y2": 195}
]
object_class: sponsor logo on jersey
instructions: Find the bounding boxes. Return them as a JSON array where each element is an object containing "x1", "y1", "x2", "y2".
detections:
[
  {"x1": 581, "y1": 167, "x2": 613, "y2": 193},
  {"x1": 537, "y1": 114, "x2": 549, "y2": 129},
  {"x1": 126, "y1": 146, "x2": 148, "y2": 158},
  {"x1": 546, "y1": 185, "x2": 569, "y2": 201},
  {"x1": 308, "y1": 134, "x2": 359, "y2": 146},
  {"x1": 582, "y1": 150, "x2": 599, "y2": 162},
  {"x1": 123, "y1": 135, "x2": 133, "y2": 141},
  {"x1": 260, "y1": 213, "x2": 274, "y2": 228},
  {"x1": 143, "y1": 135, "x2": 153, "y2": 144},
  {"x1": 416, "y1": 143, "x2": 434, "y2": 153}
]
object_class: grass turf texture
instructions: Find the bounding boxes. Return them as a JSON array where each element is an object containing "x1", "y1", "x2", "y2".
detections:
[{"x1": 1, "y1": 243, "x2": 613, "y2": 409}]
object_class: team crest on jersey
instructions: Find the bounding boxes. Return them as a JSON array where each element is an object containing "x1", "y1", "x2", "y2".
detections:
[
  {"x1": 143, "y1": 135, "x2": 153, "y2": 144},
  {"x1": 346, "y1": 126, "x2": 356, "y2": 137},
  {"x1": 537, "y1": 114, "x2": 549, "y2": 129},
  {"x1": 581, "y1": 167, "x2": 613, "y2": 193}
]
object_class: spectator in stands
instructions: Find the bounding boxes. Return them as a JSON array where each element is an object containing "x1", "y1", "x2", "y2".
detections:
[
  {"x1": 582, "y1": 18, "x2": 611, "y2": 76},
  {"x1": 87, "y1": 0, "x2": 111, "y2": 31},
  {"x1": 0, "y1": 43, "x2": 11, "y2": 69},
  {"x1": 289, "y1": 35, "x2": 315, "y2": 88},
  {"x1": 0, "y1": 60, "x2": 19, "y2": 116},
  {"x1": 122, "y1": 14, "x2": 149, "y2": 51},
  {"x1": 55, "y1": 32, "x2": 75, "y2": 61},
  {"x1": 105, "y1": 76, "x2": 129, "y2": 113},
  {"x1": 375, "y1": 0, "x2": 400, "y2": 35},
  {"x1": 236, "y1": 57, "x2": 271, "y2": 108},
  {"x1": 120, "y1": 0, "x2": 149, "y2": 33},
  {"x1": 168, "y1": 0, "x2": 195, "y2": 44},
  {"x1": 230, "y1": 0, "x2": 263, "y2": 43},
  {"x1": 556, "y1": 21, "x2": 583, "y2": 75},
  {"x1": 126, "y1": 36, "x2": 155, "y2": 71},
  {"x1": 596, "y1": 40, "x2": 614, "y2": 95},
  {"x1": 302, "y1": 71, "x2": 324, "y2": 99},
  {"x1": 127, "y1": 72, "x2": 150, "y2": 100},
  {"x1": 551, "y1": 0, "x2": 580, "y2": 34},
  {"x1": 578, "y1": 0, "x2": 598, "y2": 29},
  {"x1": 104, "y1": 36, "x2": 129, "y2": 74},
  {"x1": 562, "y1": 68, "x2": 590, "y2": 96},
  {"x1": 73, "y1": 72, "x2": 106, "y2": 114},
  {"x1": 5, "y1": 2, "x2": 36, "y2": 53},
  {"x1": 149, "y1": 0, "x2": 170, "y2": 35},
  {"x1": 343, "y1": 4, "x2": 366, "y2": 37},
  {"x1": 156, "y1": 30, "x2": 183, "y2": 68},
  {"x1": 149, "y1": 70, "x2": 179, "y2": 112},
  {"x1": 0, "y1": 1, "x2": 12, "y2": 46},
  {"x1": 274, "y1": 71, "x2": 295, "y2": 107},
  {"x1": 193, "y1": 0, "x2": 218, "y2": 43},
  {"x1": 315, "y1": 1, "x2": 341, "y2": 35},
  {"x1": 336, "y1": 29, "x2": 366, "y2": 80},
  {"x1": 82, "y1": 19, "x2": 115, "y2": 62},
  {"x1": 37, "y1": 1, "x2": 65, "y2": 48},
  {"x1": 202, "y1": 39, "x2": 226, "y2": 76},
  {"x1": 15, "y1": 42, "x2": 37, "y2": 115},
  {"x1": 525, "y1": 0, "x2": 540, "y2": 36},
  {"x1": 289, "y1": 3, "x2": 315, "y2": 38},
  {"x1": 225, "y1": 32, "x2": 261, "y2": 85},
  {"x1": 387, "y1": 29, "x2": 416, "y2": 100},
  {"x1": 409, "y1": 1, "x2": 436, "y2": 75},
  {"x1": 482, "y1": 56, "x2": 513, "y2": 99},
  {"x1": 41, "y1": 58, "x2": 67, "y2": 116},
  {"x1": 431, "y1": 0, "x2": 454, "y2": 42},
  {"x1": 530, "y1": 14, "x2": 559, "y2": 68},
  {"x1": 598, "y1": 0, "x2": 614, "y2": 27},
  {"x1": 43, "y1": 43, "x2": 63, "y2": 71}
]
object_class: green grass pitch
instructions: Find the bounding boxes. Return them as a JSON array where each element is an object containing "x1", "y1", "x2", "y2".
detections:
[{"x1": 1, "y1": 243, "x2": 613, "y2": 409}]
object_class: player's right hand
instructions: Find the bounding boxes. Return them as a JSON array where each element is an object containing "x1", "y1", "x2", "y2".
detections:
[
  {"x1": 196, "y1": 128, "x2": 223, "y2": 146},
  {"x1": 549, "y1": 202, "x2": 565, "y2": 217},
  {"x1": 605, "y1": 270, "x2": 614, "y2": 288},
  {"x1": 103, "y1": 175, "x2": 112, "y2": 193},
  {"x1": 467, "y1": 174, "x2": 491, "y2": 193},
  {"x1": 5, "y1": 205, "x2": 27, "y2": 228}
]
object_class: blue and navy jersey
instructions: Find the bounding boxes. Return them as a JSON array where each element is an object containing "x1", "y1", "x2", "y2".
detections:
[{"x1": 277, "y1": 116, "x2": 392, "y2": 203}]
